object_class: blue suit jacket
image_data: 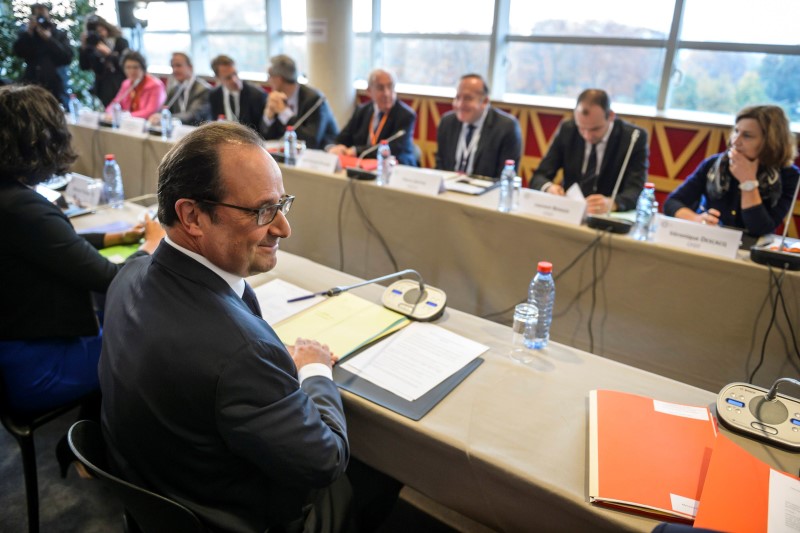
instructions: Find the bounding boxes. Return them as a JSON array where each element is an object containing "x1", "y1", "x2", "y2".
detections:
[
  {"x1": 259, "y1": 84, "x2": 339, "y2": 150},
  {"x1": 99, "y1": 242, "x2": 349, "y2": 532}
]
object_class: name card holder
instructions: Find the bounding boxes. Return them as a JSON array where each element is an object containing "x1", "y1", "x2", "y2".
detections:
[
  {"x1": 76, "y1": 110, "x2": 100, "y2": 129},
  {"x1": 117, "y1": 116, "x2": 148, "y2": 137},
  {"x1": 65, "y1": 173, "x2": 102, "y2": 208},
  {"x1": 388, "y1": 166, "x2": 446, "y2": 196},
  {"x1": 297, "y1": 149, "x2": 340, "y2": 174},
  {"x1": 516, "y1": 188, "x2": 586, "y2": 226},
  {"x1": 652, "y1": 215, "x2": 742, "y2": 259}
]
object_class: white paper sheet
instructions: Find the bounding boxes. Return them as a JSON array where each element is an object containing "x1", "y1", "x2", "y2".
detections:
[
  {"x1": 566, "y1": 182, "x2": 586, "y2": 201},
  {"x1": 253, "y1": 279, "x2": 324, "y2": 325},
  {"x1": 340, "y1": 322, "x2": 488, "y2": 401},
  {"x1": 768, "y1": 469, "x2": 800, "y2": 533}
]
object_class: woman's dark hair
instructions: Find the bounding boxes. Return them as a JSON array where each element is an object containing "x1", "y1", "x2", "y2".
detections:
[
  {"x1": 121, "y1": 50, "x2": 148, "y2": 72},
  {"x1": 0, "y1": 84, "x2": 77, "y2": 186},
  {"x1": 734, "y1": 105, "x2": 798, "y2": 168},
  {"x1": 85, "y1": 14, "x2": 121, "y2": 38}
]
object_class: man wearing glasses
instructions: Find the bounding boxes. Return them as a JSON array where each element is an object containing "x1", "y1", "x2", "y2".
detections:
[{"x1": 98, "y1": 122, "x2": 354, "y2": 532}]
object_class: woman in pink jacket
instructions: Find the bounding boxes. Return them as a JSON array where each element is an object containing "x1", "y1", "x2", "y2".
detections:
[{"x1": 106, "y1": 50, "x2": 165, "y2": 119}]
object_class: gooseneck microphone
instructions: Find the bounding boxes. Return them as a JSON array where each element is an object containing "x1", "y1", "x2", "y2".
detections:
[
  {"x1": 585, "y1": 129, "x2": 641, "y2": 234},
  {"x1": 750, "y1": 172, "x2": 800, "y2": 270},
  {"x1": 291, "y1": 95, "x2": 326, "y2": 132},
  {"x1": 287, "y1": 268, "x2": 447, "y2": 321},
  {"x1": 355, "y1": 129, "x2": 407, "y2": 167}
]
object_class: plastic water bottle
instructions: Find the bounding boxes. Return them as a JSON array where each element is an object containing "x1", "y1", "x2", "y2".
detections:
[
  {"x1": 376, "y1": 140, "x2": 392, "y2": 186},
  {"x1": 68, "y1": 93, "x2": 81, "y2": 124},
  {"x1": 648, "y1": 201, "x2": 659, "y2": 241},
  {"x1": 102, "y1": 154, "x2": 124, "y2": 208},
  {"x1": 111, "y1": 102, "x2": 122, "y2": 128},
  {"x1": 512, "y1": 175, "x2": 522, "y2": 210},
  {"x1": 631, "y1": 182, "x2": 656, "y2": 241},
  {"x1": 283, "y1": 125, "x2": 298, "y2": 166},
  {"x1": 497, "y1": 159, "x2": 515, "y2": 212},
  {"x1": 160, "y1": 106, "x2": 172, "y2": 140},
  {"x1": 527, "y1": 261, "x2": 555, "y2": 349}
]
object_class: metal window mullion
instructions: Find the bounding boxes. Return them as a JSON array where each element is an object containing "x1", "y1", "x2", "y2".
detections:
[
  {"x1": 187, "y1": 0, "x2": 207, "y2": 73},
  {"x1": 372, "y1": 0, "x2": 382, "y2": 68},
  {"x1": 488, "y1": 0, "x2": 509, "y2": 99},
  {"x1": 266, "y1": 0, "x2": 283, "y2": 58},
  {"x1": 657, "y1": 0, "x2": 685, "y2": 111}
]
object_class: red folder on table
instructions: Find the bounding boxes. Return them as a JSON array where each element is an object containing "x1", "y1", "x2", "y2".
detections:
[
  {"x1": 589, "y1": 389, "x2": 718, "y2": 521},
  {"x1": 339, "y1": 154, "x2": 378, "y2": 171},
  {"x1": 694, "y1": 433, "x2": 800, "y2": 532}
]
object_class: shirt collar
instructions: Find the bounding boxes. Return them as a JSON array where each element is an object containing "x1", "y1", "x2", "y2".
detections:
[
  {"x1": 463, "y1": 104, "x2": 490, "y2": 132},
  {"x1": 164, "y1": 235, "x2": 246, "y2": 298}
]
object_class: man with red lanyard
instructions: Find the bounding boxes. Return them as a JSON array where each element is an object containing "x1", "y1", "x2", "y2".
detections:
[{"x1": 328, "y1": 69, "x2": 418, "y2": 166}]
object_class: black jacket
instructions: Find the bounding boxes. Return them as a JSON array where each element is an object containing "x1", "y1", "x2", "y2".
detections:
[
  {"x1": 335, "y1": 99, "x2": 418, "y2": 166},
  {"x1": 259, "y1": 84, "x2": 339, "y2": 149},
  {"x1": 13, "y1": 25, "x2": 73, "y2": 106}
]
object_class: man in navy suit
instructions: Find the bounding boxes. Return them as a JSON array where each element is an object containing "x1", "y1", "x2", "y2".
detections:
[
  {"x1": 260, "y1": 54, "x2": 338, "y2": 149},
  {"x1": 208, "y1": 54, "x2": 266, "y2": 132},
  {"x1": 328, "y1": 69, "x2": 418, "y2": 166},
  {"x1": 99, "y1": 122, "x2": 352, "y2": 532},
  {"x1": 529, "y1": 89, "x2": 648, "y2": 213},
  {"x1": 436, "y1": 74, "x2": 521, "y2": 179}
]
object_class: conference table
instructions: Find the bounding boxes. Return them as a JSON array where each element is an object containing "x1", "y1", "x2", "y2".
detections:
[
  {"x1": 66, "y1": 124, "x2": 800, "y2": 394},
  {"x1": 72, "y1": 202, "x2": 800, "y2": 532}
]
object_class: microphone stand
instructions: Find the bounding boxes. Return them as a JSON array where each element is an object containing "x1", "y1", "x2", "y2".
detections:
[
  {"x1": 346, "y1": 129, "x2": 407, "y2": 180},
  {"x1": 585, "y1": 129, "x2": 641, "y2": 234},
  {"x1": 750, "y1": 174, "x2": 800, "y2": 271}
]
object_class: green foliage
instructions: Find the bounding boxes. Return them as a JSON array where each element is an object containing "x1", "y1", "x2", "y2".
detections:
[{"x1": 0, "y1": 0, "x2": 99, "y2": 106}]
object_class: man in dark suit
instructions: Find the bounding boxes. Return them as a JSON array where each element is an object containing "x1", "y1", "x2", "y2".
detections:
[
  {"x1": 328, "y1": 69, "x2": 418, "y2": 166},
  {"x1": 99, "y1": 122, "x2": 351, "y2": 532},
  {"x1": 148, "y1": 52, "x2": 211, "y2": 126},
  {"x1": 260, "y1": 54, "x2": 338, "y2": 149},
  {"x1": 530, "y1": 89, "x2": 648, "y2": 213},
  {"x1": 436, "y1": 74, "x2": 521, "y2": 179},
  {"x1": 208, "y1": 54, "x2": 266, "y2": 132}
]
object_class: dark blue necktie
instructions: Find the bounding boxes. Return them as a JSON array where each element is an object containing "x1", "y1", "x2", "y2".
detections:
[
  {"x1": 459, "y1": 124, "x2": 476, "y2": 172},
  {"x1": 242, "y1": 283, "x2": 262, "y2": 318}
]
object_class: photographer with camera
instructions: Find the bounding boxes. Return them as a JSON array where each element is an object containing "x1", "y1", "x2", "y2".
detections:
[
  {"x1": 78, "y1": 15, "x2": 129, "y2": 107},
  {"x1": 12, "y1": 3, "x2": 73, "y2": 107}
]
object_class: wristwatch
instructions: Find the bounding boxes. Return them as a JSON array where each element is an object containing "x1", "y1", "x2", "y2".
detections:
[{"x1": 739, "y1": 180, "x2": 758, "y2": 192}]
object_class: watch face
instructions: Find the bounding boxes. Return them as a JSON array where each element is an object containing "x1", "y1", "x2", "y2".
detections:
[{"x1": 741, "y1": 181, "x2": 758, "y2": 192}]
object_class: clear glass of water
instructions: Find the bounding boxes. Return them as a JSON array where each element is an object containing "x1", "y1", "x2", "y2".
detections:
[{"x1": 510, "y1": 303, "x2": 538, "y2": 363}]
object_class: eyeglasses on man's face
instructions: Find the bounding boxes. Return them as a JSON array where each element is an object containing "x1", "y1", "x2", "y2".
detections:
[{"x1": 199, "y1": 194, "x2": 294, "y2": 226}]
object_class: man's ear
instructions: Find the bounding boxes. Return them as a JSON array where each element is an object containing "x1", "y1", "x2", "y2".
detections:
[{"x1": 174, "y1": 198, "x2": 205, "y2": 237}]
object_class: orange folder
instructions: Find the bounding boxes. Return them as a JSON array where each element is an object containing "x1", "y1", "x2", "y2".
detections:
[
  {"x1": 694, "y1": 434, "x2": 800, "y2": 532},
  {"x1": 589, "y1": 390, "x2": 718, "y2": 521},
  {"x1": 339, "y1": 154, "x2": 378, "y2": 171}
]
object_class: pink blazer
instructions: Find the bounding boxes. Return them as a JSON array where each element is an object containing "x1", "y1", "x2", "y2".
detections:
[{"x1": 106, "y1": 74, "x2": 166, "y2": 119}]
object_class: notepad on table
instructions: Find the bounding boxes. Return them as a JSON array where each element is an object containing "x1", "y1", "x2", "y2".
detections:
[
  {"x1": 273, "y1": 292, "x2": 409, "y2": 361},
  {"x1": 588, "y1": 389, "x2": 718, "y2": 521}
]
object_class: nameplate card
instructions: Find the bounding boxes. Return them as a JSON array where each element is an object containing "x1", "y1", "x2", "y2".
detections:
[
  {"x1": 297, "y1": 149, "x2": 339, "y2": 174},
  {"x1": 517, "y1": 188, "x2": 585, "y2": 226},
  {"x1": 76, "y1": 110, "x2": 100, "y2": 129},
  {"x1": 65, "y1": 173, "x2": 102, "y2": 208},
  {"x1": 388, "y1": 166, "x2": 445, "y2": 196},
  {"x1": 171, "y1": 124, "x2": 195, "y2": 142},
  {"x1": 652, "y1": 215, "x2": 742, "y2": 259},
  {"x1": 117, "y1": 116, "x2": 148, "y2": 137}
]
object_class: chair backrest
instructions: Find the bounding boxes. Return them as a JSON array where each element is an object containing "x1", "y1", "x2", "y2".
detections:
[{"x1": 67, "y1": 420, "x2": 206, "y2": 533}]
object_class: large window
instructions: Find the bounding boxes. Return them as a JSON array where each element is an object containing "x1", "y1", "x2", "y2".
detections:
[{"x1": 131, "y1": 0, "x2": 799, "y2": 122}]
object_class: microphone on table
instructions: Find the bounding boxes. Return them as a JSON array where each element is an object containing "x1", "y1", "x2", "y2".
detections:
[
  {"x1": 585, "y1": 129, "x2": 640, "y2": 234},
  {"x1": 287, "y1": 268, "x2": 446, "y2": 321},
  {"x1": 750, "y1": 172, "x2": 800, "y2": 271},
  {"x1": 346, "y1": 129, "x2": 407, "y2": 180}
]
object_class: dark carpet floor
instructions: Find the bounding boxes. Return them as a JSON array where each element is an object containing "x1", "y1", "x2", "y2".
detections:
[{"x1": 1, "y1": 408, "x2": 456, "y2": 532}]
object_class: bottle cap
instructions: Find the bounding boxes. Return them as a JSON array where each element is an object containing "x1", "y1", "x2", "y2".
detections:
[
  {"x1": 380, "y1": 139, "x2": 389, "y2": 145},
  {"x1": 537, "y1": 261, "x2": 553, "y2": 274},
  {"x1": 217, "y1": 114, "x2": 225, "y2": 120},
  {"x1": 70, "y1": 93, "x2": 77, "y2": 99},
  {"x1": 644, "y1": 182, "x2": 655, "y2": 189},
  {"x1": 505, "y1": 159, "x2": 514, "y2": 166},
  {"x1": 286, "y1": 125, "x2": 294, "y2": 131},
  {"x1": 104, "y1": 154, "x2": 115, "y2": 161},
  {"x1": 162, "y1": 106, "x2": 168, "y2": 110}
]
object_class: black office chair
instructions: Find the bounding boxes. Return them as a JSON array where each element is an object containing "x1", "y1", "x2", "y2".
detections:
[
  {"x1": 67, "y1": 420, "x2": 207, "y2": 533},
  {"x1": 0, "y1": 371, "x2": 96, "y2": 533}
]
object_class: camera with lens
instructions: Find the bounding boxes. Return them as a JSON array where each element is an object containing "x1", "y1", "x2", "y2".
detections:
[
  {"x1": 36, "y1": 16, "x2": 52, "y2": 30},
  {"x1": 86, "y1": 30, "x2": 101, "y2": 46}
]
